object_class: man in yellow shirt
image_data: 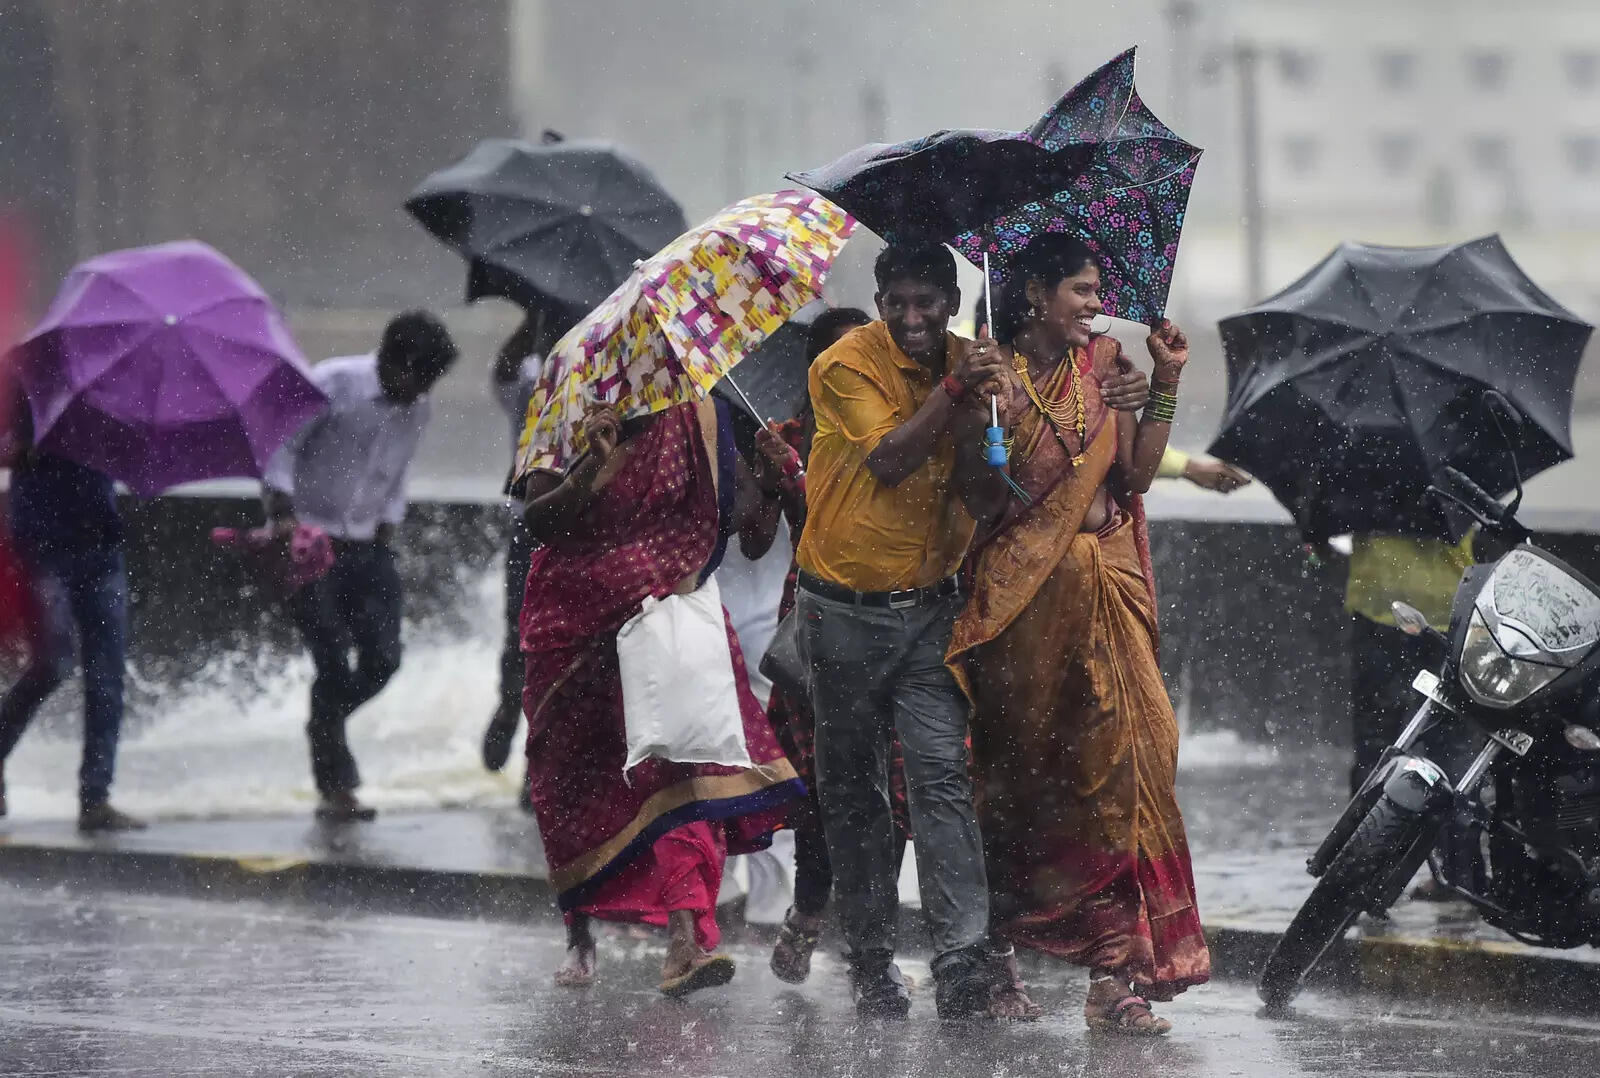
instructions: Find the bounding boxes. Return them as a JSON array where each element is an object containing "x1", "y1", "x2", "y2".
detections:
[
  {"x1": 794, "y1": 244, "x2": 1148, "y2": 1018},
  {"x1": 794, "y1": 244, "x2": 1003, "y2": 1019}
]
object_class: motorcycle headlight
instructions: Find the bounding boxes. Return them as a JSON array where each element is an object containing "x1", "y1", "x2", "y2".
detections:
[{"x1": 1459, "y1": 609, "x2": 1563, "y2": 709}]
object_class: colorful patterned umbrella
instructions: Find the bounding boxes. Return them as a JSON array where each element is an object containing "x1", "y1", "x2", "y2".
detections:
[
  {"x1": 514, "y1": 190, "x2": 855, "y2": 478},
  {"x1": 951, "y1": 48, "x2": 1201, "y2": 325}
]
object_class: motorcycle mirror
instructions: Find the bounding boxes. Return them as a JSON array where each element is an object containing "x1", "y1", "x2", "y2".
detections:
[
  {"x1": 1391, "y1": 602, "x2": 1432, "y2": 637},
  {"x1": 1481, "y1": 390, "x2": 1525, "y2": 514}
]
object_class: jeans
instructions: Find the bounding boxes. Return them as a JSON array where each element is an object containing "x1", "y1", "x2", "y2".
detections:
[
  {"x1": 497, "y1": 516, "x2": 536, "y2": 721},
  {"x1": 798, "y1": 587, "x2": 988, "y2": 965},
  {"x1": 289, "y1": 540, "x2": 403, "y2": 795},
  {"x1": 0, "y1": 551, "x2": 128, "y2": 808}
]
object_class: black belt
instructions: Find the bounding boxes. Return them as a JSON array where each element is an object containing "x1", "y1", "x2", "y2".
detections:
[{"x1": 797, "y1": 570, "x2": 961, "y2": 610}]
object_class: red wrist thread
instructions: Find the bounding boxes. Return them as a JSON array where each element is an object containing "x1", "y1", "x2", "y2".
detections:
[{"x1": 940, "y1": 375, "x2": 967, "y2": 402}]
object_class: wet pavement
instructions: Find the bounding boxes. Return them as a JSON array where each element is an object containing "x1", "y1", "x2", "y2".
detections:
[{"x1": 1, "y1": 879, "x2": 1597, "y2": 1078}]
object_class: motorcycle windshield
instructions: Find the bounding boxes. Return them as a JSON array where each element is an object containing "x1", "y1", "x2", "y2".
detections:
[{"x1": 1490, "y1": 550, "x2": 1600, "y2": 657}]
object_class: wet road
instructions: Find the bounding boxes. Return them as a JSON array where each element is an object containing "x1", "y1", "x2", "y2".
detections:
[{"x1": 1, "y1": 881, "x2": 1597, "y2": 1077}]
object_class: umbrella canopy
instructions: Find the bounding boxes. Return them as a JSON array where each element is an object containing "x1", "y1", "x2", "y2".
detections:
[
  {"x1": 514, "y1": 191, "x2": 855, "y2": 479},
  {"x1": 16, "y1": 240, "x2": 327, "y2": 495},
  {"x1": 1209, "y1": 235, "x2": 1592, "y2": 540},
  {"x1": 787, "y1": 130, "x2": 1094, "y2": 245},
  {"x1": 950, "y1": 48, "x2": 1200, "y2": 325},
  {"x1": 710, "y1": 303, "x2": 820, "y2": 423},
  {"x1": 406, "y1": 137, "x2": 687, "y2": 313}
]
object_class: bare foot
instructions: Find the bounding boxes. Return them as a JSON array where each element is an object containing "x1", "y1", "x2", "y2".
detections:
[
  {"x1": 987, "y1": 947, "x2": 1044, "y2": 1021},
  {"x1": 554, "y1": 939, "x2": 597, "y2": 987}
]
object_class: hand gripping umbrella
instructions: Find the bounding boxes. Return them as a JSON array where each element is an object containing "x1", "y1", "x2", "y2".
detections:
[{"x1": 1209, "y1": 235, "x2": 1592, "y2": 540}]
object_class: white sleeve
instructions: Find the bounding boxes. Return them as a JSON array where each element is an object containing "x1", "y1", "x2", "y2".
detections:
[{"x1": 262, "y1": 417, "x2": 313, "y2": 495}]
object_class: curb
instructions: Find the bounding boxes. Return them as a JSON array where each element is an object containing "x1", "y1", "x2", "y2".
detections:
[
  {"x1": 1201, "y1": 919, "x2": 1600, "y2": 1017},
  {"x1": 0, "y1": 839, "x2": 555, "y2": 922},
  {"x1": 4, "y1": 839, "x2": 1597, "y2": 1015}
]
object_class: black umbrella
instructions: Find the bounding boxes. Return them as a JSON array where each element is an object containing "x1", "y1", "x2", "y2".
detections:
[
  {"x1": 787, "y1": 128, "x2": 1095, "y2": 245},
  {"x1": 406, "y1": 137, "x2": 687, "y2": 312},
  {"x1": 1209, "y1": 235, "x2": 1592, "y2": 541},
  {"x1": 710, "y1": 304, "x2": 821, "y2": 423}
]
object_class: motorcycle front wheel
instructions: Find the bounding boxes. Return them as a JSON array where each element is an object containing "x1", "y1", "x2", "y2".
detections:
[{"x1": 1257, "y1": 794, "x2": 1437, "y2": 1010}]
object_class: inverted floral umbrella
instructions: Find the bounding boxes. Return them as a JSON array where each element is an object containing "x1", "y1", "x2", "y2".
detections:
[
  {"x1": 950, "y1": 48, "x2": 1201, "y2": 326},
  {"x1": 513, "y1": 190, "x2": 856, "y2": 479}
]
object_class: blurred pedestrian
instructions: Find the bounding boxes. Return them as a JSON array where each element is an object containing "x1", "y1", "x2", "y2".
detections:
[
  {"x1": 0, "y1": 408, "x2": 143, "y2": 832},
  {"x1": 948, "y1": 235, "x2": 1209, "y2": 1034},
  {"x1": 793, "y1": 245, "x2": 1012, "y2": 1020},
  {"x1": 261, "y1": 311, "x2": 459, "y2": 823},
  {"x1": 480, "y1": 302, "x2": 578, "y2": 799},
  {"x1": 517, "y1": 398, "x2": 799, "y2": 996},
  {"x1": 1343, "y1": 531, "x2": 1476, "y2": 796}
]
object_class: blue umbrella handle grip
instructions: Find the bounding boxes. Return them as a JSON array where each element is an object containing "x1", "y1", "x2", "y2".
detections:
[{"x1": 985, "y1": 426, "x2": 1008, "y2": 467}]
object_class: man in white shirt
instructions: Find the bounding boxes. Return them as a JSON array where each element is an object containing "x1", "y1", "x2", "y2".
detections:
[{"x1": 262, "y1": 311, "x2": 458, "y2": 822}]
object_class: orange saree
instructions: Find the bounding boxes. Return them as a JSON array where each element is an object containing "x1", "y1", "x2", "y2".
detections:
[{"x1": 948, "y1": 338, "x2": 1210, "y2": 1000}]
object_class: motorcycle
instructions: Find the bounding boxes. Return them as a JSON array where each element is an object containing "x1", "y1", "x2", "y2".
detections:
[{"x1": 1257, "y1": 395, "x2": 1600, "y2": 1010}]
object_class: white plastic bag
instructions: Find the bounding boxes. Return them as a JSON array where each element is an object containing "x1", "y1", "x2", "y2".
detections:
[{"x1": 617, "y1": 576, "x2": 754, "y2": 774}]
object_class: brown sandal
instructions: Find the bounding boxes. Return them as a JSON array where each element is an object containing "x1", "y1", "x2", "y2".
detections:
[
  {"x1": 1086, "y1": 994, "x2": 1172, "y2": 1036},
  {"x1": 659, "y1": 953, "x2": 736, "y2": 997}
]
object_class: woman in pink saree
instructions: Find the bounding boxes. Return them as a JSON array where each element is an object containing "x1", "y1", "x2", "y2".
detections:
[{"x1": 518, "y1": 398, "x2": 801, "y2": 996}]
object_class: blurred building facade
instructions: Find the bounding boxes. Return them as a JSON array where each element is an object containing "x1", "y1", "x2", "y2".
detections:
[{"x1": 0, "y1": 0, "x2": 512, "y2": 311}]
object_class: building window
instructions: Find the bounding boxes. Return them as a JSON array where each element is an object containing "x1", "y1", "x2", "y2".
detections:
[
  {"x1": 1468, "y1": 134, "x2": 1510, "y2": 173},
  {"x1": 1277, "y1": 48, "x2": 1317, "y2": 87},
  {"x1": 1567, "y1": 135, "x2": 1600, "y2": 174},
  {"x1": 1375, "y1": 133, "x2": 1418, "y2": 176},
  {"x1": 1467, "y1": 51, "x2": 1509, "y2": 90},
  {"x1": 1375, "y1": 50, "x2": 1417, "y2": 89},
  {"x1": 1566, "y1": 50, "x2": 1600, "y2": 90},
  {"x1": 1282, "y1": 135, "x2": 1320, "y2": 175}
]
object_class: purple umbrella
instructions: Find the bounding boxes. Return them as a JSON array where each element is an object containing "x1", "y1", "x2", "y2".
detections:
[{"x1": 15, "y1": 240, "x2": 326, "y2": 494}]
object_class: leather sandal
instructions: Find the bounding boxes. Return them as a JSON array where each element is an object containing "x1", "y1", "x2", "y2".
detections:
[{"x1": 1086, "y1": 994, "x2": 1172, "y2": 1036}]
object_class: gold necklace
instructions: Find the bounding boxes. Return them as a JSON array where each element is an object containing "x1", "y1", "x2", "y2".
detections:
[{"x1": 1013, "y1": 348, "x2": 1086, "y2": 466}]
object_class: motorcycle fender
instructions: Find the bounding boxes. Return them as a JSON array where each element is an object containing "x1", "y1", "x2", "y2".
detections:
[{"x1": 1382, "y1": 757, "x2": 1453, "y2": 814}]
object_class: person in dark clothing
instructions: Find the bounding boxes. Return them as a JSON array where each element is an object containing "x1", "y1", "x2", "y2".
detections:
[
  {"x1": 481, "y1": 302, "x2": 580, "y2": 794},
  {"x1": 263, "y1": 311, "x2": 458, "y2": 822},
  {"x1": 0, "y1": 444, "x2": 143, "y2": 833}
]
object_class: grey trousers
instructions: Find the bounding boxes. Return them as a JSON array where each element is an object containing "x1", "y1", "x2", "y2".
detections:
[{"x1": 797, "y1": 587, "x2": 989, "y2": 964}]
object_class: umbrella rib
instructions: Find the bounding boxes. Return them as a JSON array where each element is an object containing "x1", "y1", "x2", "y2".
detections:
[{"x1": 1099, "y1": 150, "x2": 1203, "y2": 194}]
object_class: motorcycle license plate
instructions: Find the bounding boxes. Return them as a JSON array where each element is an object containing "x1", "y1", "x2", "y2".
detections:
[{"x1": 1411, "y1": 670, "x2": 1457, "y2": 712}]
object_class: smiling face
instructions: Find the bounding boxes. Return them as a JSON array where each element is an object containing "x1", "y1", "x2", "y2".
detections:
[
  {"x1": 1028, "y1": 262, "x2": 1104, "y2": 352},
  {"x1": 876, "y1": 277, "x2": 958, "y2": 367}
]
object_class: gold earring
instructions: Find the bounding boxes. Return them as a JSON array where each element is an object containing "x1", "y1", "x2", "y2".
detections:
[{"x1": 1029, "y1": 304, "x2": 1041, "y2": 319}]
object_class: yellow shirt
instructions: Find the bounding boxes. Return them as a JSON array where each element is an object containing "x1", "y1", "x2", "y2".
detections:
[
  {"x1": 1345, "y1": 532, "x2": 1475, "y2": 627},
  {"x1": 795, "y1": 321, "x2": 975, "y2": 592}
]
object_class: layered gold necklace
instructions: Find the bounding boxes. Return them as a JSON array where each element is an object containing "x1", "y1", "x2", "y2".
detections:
[{"x1": 1013, "y1": 348, "x2": 1086, "y2": 466}]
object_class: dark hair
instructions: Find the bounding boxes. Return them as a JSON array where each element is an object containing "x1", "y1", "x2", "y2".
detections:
[
  {"x1": 378, "y1": 310, "x2": 458, "y2": 383},
  {"x1": 993, "y1": 234, "x2": 1097, "y2": 344},
  {"x1": 873, "y1": 243, "x2": 958, "y2": 297},
  {"x1": 806, "y1": 306, "x2": 872, "y2": 362}
]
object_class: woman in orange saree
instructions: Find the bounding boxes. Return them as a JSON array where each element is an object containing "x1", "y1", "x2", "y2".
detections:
[{"x1": 949, "y1": 234, "x2": 1210, "y2": 1035}]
